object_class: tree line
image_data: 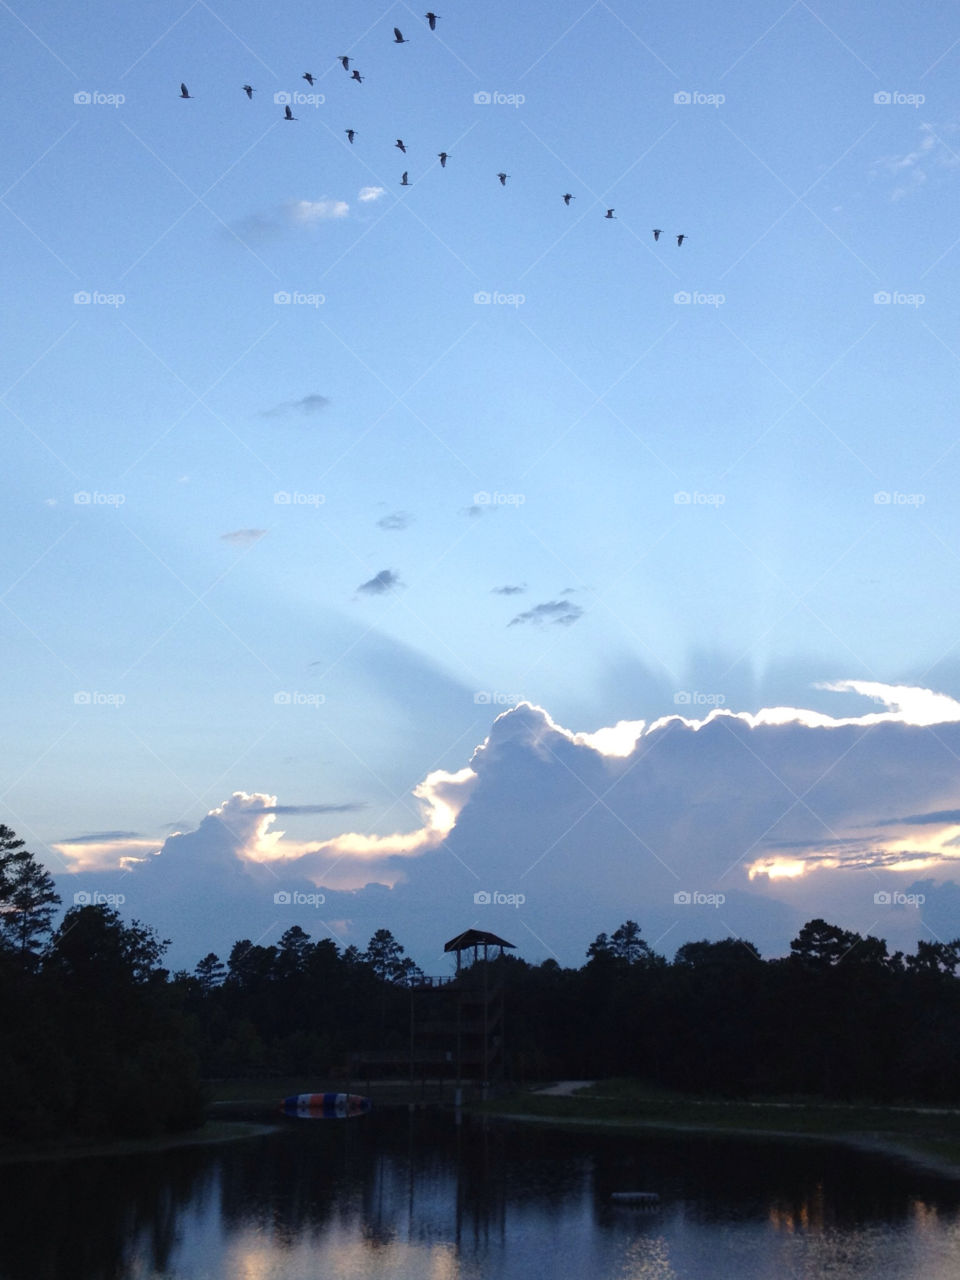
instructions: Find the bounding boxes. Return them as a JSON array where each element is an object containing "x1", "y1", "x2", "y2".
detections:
[{"x1": 2, "y1": 825, "x2": 960, "y2": 1146}]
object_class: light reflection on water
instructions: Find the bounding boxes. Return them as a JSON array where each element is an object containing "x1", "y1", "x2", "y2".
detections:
[{"x1": 3, "y1": 1113, "x2": 960, "y2": 1280}]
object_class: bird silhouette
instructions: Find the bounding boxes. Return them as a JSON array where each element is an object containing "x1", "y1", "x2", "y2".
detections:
[
  {"x1": 339, "y1": 56, "x2": 350, "y2": 71},
  {"x1": 179, "y1": 83, "x2": 192, "y2": 98},
  {"x1": 652, "y1": 229, "x2": 662, "y2": 241},
  {"x1": 562, "y1": 193, "x2": 574, "y2": 205},
  {"x1": 242, "y1": 84, "x2": 254, "y2": 99},
  {"x1": 605, "y1": 208, "x2": 616, "y2": 219},
  {"x1": 400, "y1": 171, "x2": 410, "y2": 185},
  {"x1": 395, "y1": 139, "x2": 407, "y2": 154},
  {"x1": 393, "y1": 27, "x2": 408, "y2": 43},
  {"x1": 497, "y1": 172, "x2": 509, "y2": 186},
  {"x1": 425, "y1": 12, "x2": 439, "y2": 29},
  {"x1": 351, "y1": 69, "x2": 364, "y2": 83},
  {"x1": 438, "y1": 152, "x2": 448, "y2": 167},
  {"x1": 676, "y1": 233, "x2": 686, "y2": 246},
  {"x1": 284, "y1": 104, "x2": 296, "y2": 120},
  {"x1": 302, "y1": 72, "x2": 315, "y2": 86},
  {"x1": 345, "y1": 129, "x2": 356, "y2": 143}
]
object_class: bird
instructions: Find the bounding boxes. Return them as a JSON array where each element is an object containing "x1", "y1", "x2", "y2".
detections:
[
  {"x1": 302, "y1": 72, "x2": 315, "y2": 86},
  {"x1": 351, "y1": 69, "x2": 364, "y2": 83},
  {"x1": 400, "y1": 171, "x2": 410, "y2": 186},
  {"x1": 497, "y1": 172, "x2": 509, "y2": 186},
  {"x1": 425, "y1": 12, "x2": 439, "y2": 29},
  {"x1": 438, "y1": 151, "x2": 448, "y2": 167},
  {"x1": 562, "y1": 193, "x2": 574, "y2": 205},
  {"x1": 395, "y1": 139, "x2": 407, "y2": 154},
  {"x1": 339, "y1": 55, "x2": 350, "y2": 71},
  {"x1": 605, "y1": 208, "x2": 616, "y2": 219},
  {"x1": 242, "y1": 84, "x2": 254, "y2": 99},
  {"x1": 676, "y1": 233, "x2": 686, "y2": 246},
  {"x1": 284, "y1": 104, "x2": 296, "y2": 120},
  {"x1": 652, "y1": 229, "x2": 662, "y2": 241},
  {"x1": 393, "y1": 27, "x2": 408, "y2": 43},
  {"x1": 345, "y1": 129, "x2": 356, "y2": 143},
  {"x1": 179, "y1": 83, "x2": 192, "y2": 98}
]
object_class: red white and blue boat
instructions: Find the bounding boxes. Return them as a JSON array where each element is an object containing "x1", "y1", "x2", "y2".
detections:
[{"x1": 280, "y1": 1092, "x2": 372, "y2": 1118}]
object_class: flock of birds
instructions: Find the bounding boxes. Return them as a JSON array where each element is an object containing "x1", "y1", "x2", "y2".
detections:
[{"x1": 177, "y1": 13, "x2": 688, "y2": 242}]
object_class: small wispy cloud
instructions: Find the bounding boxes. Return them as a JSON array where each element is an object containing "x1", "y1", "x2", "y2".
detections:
[
  {"x1": 509, "y1": 600, "x2": 583, "y2": 628},
  {"x1": 261, "y1": 803, "x2": 367, "y2": 815},
  {"x1": 261, "y1": 394, "x2": 330, "y2": 419},
  {"x1": 358, "y1": 186, "x2": 385, "y2": 202},
  {"x1": 56, "y1": 830, "x2": 142, "y2": 845},
  {"x1": 358, "y1": 569, "x2": 401, "y2": 595},
  {"x1": 872, "y1": 122, "x2": 960, "y2": 201},
  {"x1": 221, "y1": 529, "x2": 267, "y2": 547},
  {"x1": 492, "y1": 584, "x2": 526, "y2": 595},
  {"x1": 288, "y1": 197, "x2": 349, "y2": 223},
  {"x1": 377, "y1": 511, "x2": 413, "y2": 531}
]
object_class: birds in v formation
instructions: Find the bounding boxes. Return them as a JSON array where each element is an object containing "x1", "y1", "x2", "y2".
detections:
[{"x1": 178, "y1": 12, "x2": 687, "y2": 242}]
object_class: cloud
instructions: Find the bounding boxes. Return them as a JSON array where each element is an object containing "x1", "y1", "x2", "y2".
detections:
[
  {"x1": 262, "y1": 803, "x2": 366, "y2": 815},
  {"x1": 492, "y1": 584, "x2": 526, "y2": 595},
  {"x1": 56, "y1": 683, "x2": 960, "y2": 971},
  {"x1": 220, "y1": 529, "x2": 266, "y2": 547},
  {"x1": 872, "y1": 122, "x2": 960, "y2": 200},
  {"x1": 377, "y1": 512, "x2": 413, "y2": 532},
  {"x1": 287, "y1": 198, "x2": 349, "y2": 224},
  {"x1": 358, "y1": 186, "x2": 385, "y2": 202},
  {"x1": 56, "y1": 830, "x2": 143, "y2": 845},
  {"x1": 261, "y1": 394, "x2": 330, "y2": 419},
  {"x1": 509, "y1": 600, "x2": 583, "y2": 627},
  {"x1": 358, "y1": 569, "x2": 401, "y2": 595}
]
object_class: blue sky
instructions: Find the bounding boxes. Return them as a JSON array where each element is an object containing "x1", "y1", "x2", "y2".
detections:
[{"x1": 5, "y1": 0, "x2": 960, "y2": 967}]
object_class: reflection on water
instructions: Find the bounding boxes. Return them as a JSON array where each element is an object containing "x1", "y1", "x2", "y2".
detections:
[{"x1": 2, "y1": 1113, "x2": 960, "y2": 1280}]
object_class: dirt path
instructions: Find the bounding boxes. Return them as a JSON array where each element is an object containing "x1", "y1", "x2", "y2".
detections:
[{"x1": 532, "y1": 1080, "x2": 597, "y2": 1096}]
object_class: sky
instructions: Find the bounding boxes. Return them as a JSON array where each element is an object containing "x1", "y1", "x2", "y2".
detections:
[{"x1": 4, "y1": 0, "x2": 960, "y2": 971}]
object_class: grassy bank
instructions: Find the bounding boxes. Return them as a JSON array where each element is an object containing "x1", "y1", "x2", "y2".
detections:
[
  {"x1": 475, "y1": 1079, "x2": 960, "y2": 1179},
  {"x1": 0, "y1": 1119, "x2": 277, "y2": 1165}
]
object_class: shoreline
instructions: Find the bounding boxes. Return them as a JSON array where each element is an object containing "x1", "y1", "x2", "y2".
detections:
[
  {"x1": 0, "y1": 1119, "x2": 280, "y2": 1166},
  {"x1": 482, "y1": 1108, "x2": 960, "y2": 1182}
]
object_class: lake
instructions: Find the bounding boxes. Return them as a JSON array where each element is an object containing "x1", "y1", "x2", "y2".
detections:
[{"x1": 2, "y1": 1111, "x2": 960, "y2": 1279}]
